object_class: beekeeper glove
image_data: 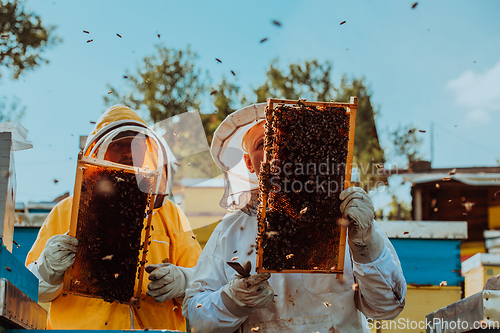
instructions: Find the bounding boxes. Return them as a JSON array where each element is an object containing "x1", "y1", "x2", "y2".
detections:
[
  {"x1": 221, "y1": 260, "x2": 274, "y2": 317},
  {"x1": 145, "y1": 263, "x2": 191, "y2": 302},
  {"x1": 340, "y1": 187, "x2": 384, "y2": 264},
  {"x1": 37, "y1": 234, "x2": 78, "y2": 285}
]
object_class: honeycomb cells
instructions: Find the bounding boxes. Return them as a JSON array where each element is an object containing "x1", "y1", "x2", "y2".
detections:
[
  {"x1": 69, "y1": 164, "x2": 152, "y2": 303},
  {"x1": 257, "y1": 104, "x2": 350, "y2": 272}
]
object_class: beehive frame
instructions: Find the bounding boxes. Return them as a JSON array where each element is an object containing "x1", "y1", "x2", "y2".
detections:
[
  {"x1": 256, "y1": 97, "x2": 357, "y2": 276},
  {"x1": 63, "y1": 153, "x2": 158, "y2": 307}
]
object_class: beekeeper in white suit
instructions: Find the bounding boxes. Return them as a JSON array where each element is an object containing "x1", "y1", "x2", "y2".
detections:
[{"x1": 183, "y1": 103, "x2": 406, "y2": 332}]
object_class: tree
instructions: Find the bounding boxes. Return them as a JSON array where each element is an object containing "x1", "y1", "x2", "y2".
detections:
[
  {"x1": 201, "y1": 78, "x2": 246, "y2": 144},
  {"x1": 0, "y1": 0, "x2": 60, "y2": 120},
  {"x1": 389, "y1": 124, "x2": 423, "y2": 166},
  {"x1": 254, "y1": 59, "x2": 336, "y2": 102},
  {"x1": 104, "y1": 45, "x2": 206, "y2": 123}
]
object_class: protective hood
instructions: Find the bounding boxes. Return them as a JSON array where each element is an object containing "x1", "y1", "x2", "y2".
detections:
[
  {"x1": 83, "y1": 105, "x2": 171, "y2": 197},
  {"x1": 210, "y1": 103, "x2": 266, "y2": 210}
]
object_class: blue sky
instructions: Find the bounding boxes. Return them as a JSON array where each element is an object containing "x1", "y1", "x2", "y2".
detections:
[{"x1": 3, "y1": 0, "x2": 500, "y2": 206}]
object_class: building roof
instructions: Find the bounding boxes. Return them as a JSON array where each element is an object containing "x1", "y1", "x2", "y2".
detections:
[
  {"x1": 378, "y1": 221, "x2": 468, "y2": 239},
  {"x1": 402, "y1": 173, "x2": 500, "y2": 186}
]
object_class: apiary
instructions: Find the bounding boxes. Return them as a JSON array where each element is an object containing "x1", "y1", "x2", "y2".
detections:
[
  {"x1": 63, "y1": 154, "x2": 158, "y2": 306},
  {"x1": 256, "y1": 97, "x2": 357, "y2": 274}
]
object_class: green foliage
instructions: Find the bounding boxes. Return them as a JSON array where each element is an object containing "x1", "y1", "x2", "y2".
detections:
[
  {"x1": 0, "y1": 0, "x2": 59, "y2": 122},
  {"x1": 254, "y1": 59, "x2": 336, "y2": 102},
  {"x1": 104, "y1": 45, "x2": 206, "y2": 123},
  {"x1": 336, "y1": 76, "x2": 385, "y2": 166},
  {"x1": 201, "y1": 79, "x2": 245, "y2": 144},
  {"x1": 389, "y1": 124, "x2": 423, "y2": 166},
  {"x1": 0, "y1": 0, "x2": 60, "y2": 81},
  {"x1": 375, "y1": 194, "x2": 412, "y2": 221}
]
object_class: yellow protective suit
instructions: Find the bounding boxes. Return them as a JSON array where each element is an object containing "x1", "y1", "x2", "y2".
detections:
[{"x1": 25, "y1": 106, "x2": 202, "y2": 330}]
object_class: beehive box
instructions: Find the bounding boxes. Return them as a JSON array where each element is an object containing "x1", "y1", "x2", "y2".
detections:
[
  {"x1": 63, "y1": 155, "x2": 158, "y2": 306},
  {"x1": 462, "y1": 253, "x2": 500, "y2": 298},
  {"x1": 371, "y1": 221, "x2": 467, "y2": 333},
  {"x1": 257, "y1": 98, "x2": 357, "y2": 274}
]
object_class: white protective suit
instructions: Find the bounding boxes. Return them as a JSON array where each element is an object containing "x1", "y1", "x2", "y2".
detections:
[
  {"x1": 184, "y1": 102, "x2": 406, "y2": 332},
  {"x1": 183, "y1": 208, "x2": 406, "y2": 333}
]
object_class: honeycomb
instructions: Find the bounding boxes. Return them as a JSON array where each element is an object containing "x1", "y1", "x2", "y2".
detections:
[
  {"x1": 66, "y1": 163, "x2": 153, "y2": 304},
  {"x1": 257, "y1": 104, "x2": 349, "y2": 272}
]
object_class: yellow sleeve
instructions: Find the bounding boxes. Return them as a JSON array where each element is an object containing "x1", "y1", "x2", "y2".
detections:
[
  {"x1": 25, "y1": 197, "x2": 73, "y2": 266},
  {"x1": 157, "y1": 200, "x2": 201, "y2": 268}
]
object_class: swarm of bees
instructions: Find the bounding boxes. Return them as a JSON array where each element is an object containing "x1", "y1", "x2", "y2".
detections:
[
  {"x1": 69, "y1": 165, "x2": 153, "y2": 303},
  {"x1": 257, "y1": 103, "x2": 350, "y2": 272}
]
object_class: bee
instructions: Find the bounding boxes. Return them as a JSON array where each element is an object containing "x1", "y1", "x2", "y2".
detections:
[
  {"x1": 412, "y1": 2, "x2": 418, "y2": 9},
  {"x1": 231, "y1": 256, "x2": 238, "y2": 261},
  {"x1": 86, "y1": 39, "x2": 93, "y2": 43},
  {"x1": 324, "y1": 302, "x2": 331, "y2": 307},
  {"x1": 215, "y1": 58, "x2": 222, "y2": 64},
  {"x1": 210, "y1": 90, "x2": 217, "y2": 96},
  {"x1": 83, "y1": 30, "x2": 90, "y2": 34},
  {"x1": 419, "y1": 130, "x2": 426, "y2": 133},
  {"x1": 196, "y1": 304, "x2": 202, "y2": 308},
  {"x1": 102, "y1": 255, "x2": 114, "y2": 260},
  {"x1": 231, "y1": 70, "x2": 236, "y2": 76},
  {"x1": 449, "y1": 168, "x2": 456, "y2": 175},
  {"x1": 157, "y1": 34, "x2": 160, "y2": 39},
  {"x1": 260, "y1": 38, "x2": 268, "y2": 43},
  {"x1": 123, "y1": 75, "x2": 128, "y2": 79},
  {"x1": 4, "y1": 266, "x2": 11, "y2": 272},
  {"x1": 117, "y1": 34, "x2": 122, "y2": 38},
  {"x1": 251, "y1": 327, "x2": 260, "y2": 332},
  {"x1": 439, "y1": 281, "x2": 447, "y2": 287},
  {"x1": 340, "y1": 21, "x2": 346, "y2": 25}
]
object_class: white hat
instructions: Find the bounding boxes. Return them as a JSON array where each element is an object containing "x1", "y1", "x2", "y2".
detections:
[{"x1": 210, "y1": 103, "x2": 266, "y2": 210}]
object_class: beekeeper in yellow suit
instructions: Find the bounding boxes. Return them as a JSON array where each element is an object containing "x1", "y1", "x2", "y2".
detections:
[{"x1": 25, "y1": 105, "x2": 201, "y2": 330}]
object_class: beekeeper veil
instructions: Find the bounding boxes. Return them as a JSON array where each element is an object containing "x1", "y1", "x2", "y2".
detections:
[
  {"x1": 83, "y1": 105, "x2": 172, "y2": 199},
  {"x1": 210, "y1": 103, "x2": 266, "y2": 210}
]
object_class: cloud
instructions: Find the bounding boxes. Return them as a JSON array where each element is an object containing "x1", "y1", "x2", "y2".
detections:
[
  {"x1": 447, "y1": 62, "x2": 500, "y2": 122},
  {"x1": 465, "y1": 108, "x2": 491, "y2": 124}
]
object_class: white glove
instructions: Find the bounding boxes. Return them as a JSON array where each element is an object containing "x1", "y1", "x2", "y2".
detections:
[
  {"x1": 145, "y1": 263, "x2": 188, "y2": 302},
  {"x1": 221, "y1": 261, "x2": 274, "y2": 317},
  {"x1": 340, "y1": 187, "x2": 384, "y2": 263},
  {"x1": 37, "y1": 234, "x2": 78, "y2": 285}
]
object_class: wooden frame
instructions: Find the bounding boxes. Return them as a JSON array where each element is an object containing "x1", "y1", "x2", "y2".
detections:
[
  {"x1": 63, "y1": 153, "x2": 158, "y2": 307},
  {"x1": 256, "y1": 97, "x2": 357, "y2": 277}
]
